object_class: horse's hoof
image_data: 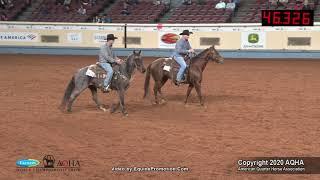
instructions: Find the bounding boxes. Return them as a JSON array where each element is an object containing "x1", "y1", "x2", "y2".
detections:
[
  {"x1": 123, "y1": 112, "x2": 129, "y2": 117},
  {"x1": 99, "y1": 106, "x2": 108, "y2": 112},
  {"x1": 153, "y1": 100, "x2": 159, "y2": 105},
  {"x1": 159, "y1": 99, "x2": 167, "y2": 105},
  {"x1": 66, "y1": 109, "x2": 72, "y2": 113}
]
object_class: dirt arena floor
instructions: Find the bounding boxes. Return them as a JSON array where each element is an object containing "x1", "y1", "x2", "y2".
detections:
[{"x1": 1, "y1": 54, "x2": 320, "y2": 180}]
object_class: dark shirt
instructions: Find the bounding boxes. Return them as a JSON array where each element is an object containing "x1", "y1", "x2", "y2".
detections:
[{"x1": 302, "y1": 5, "x2": 311, "y2": 10}]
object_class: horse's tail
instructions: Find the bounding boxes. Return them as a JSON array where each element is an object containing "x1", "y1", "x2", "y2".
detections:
[
  {"x1": 143, "y1": 64, "x2": 152, "y2": 99},
  {"x1": 60, "y1": 76, "x2": 75, "y2": 110}
]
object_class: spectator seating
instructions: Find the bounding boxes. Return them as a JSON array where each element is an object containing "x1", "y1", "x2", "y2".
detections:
[
  {"x1": 314, "y1": 1, "x2": 320, "y2": 21},
  {"x1": 1, "y1": 0, "x2": 320, "y2": 23},
  {"x1": 0, "y1": 0, "x2": 29, "y2": 21},
  {"x1": 26, "y1": 0, "x2": 109, "y2": 22},
  {"x1": 107, "y1": 0, "x2": 166, "y2": 23},
  {"x1": 167, "y1": 0, "x2": 234, "y2": 23}
]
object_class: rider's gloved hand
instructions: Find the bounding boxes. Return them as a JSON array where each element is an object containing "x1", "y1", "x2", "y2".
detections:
[
  {"x1": 116, "y1": 59, "x2": 123, "y2": 64},
  {"x1": 188, "y1": 49, "x2": 195, "y2": 53}
]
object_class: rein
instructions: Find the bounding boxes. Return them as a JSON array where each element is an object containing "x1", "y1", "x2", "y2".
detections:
[
  {"x1": 115, "y1": 54, "x2": 137, "y2": 82},
  {"x1": 190, "y1": 51, "x2": 211, "y2": 63}
]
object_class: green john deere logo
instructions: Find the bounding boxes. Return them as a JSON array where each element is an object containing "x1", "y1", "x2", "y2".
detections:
[{"x1": 248, "y1": 33, "x2": 259, "y2": 43}]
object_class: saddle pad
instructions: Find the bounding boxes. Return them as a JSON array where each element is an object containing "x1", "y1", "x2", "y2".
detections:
[
  {"x1": 86, "y1": 69, "x2": 96, "y2": 77},
  {"x1": 86, "y1": 64, "x2": 107, "y2": 78},
  {"x1": 163, "y1": 65, "x2": 171, "y2": 72},
  {"x1": 86, "y1": 65, "x2": 96, "y2": 77},
  {"x1": 163, "y1": 57, "x2": 182, "y2": 69}
]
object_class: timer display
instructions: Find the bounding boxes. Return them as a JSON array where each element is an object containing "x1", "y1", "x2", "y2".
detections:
[{"x1": 261, "y1": 10, "x2": 314, "y2": 26}]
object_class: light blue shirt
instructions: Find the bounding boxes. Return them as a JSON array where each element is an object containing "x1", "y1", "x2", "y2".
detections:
[{"x1": 172, "y1": 38, "x2": 192, "y2": 57}]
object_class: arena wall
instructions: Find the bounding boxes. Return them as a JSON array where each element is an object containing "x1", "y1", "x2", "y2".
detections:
[{"x1": 0, "y1": 22, "x2": 320, "y2": 58}]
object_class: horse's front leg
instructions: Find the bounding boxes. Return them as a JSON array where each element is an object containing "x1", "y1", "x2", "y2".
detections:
[
  {"x1": 118, "y1": 88, "x2": 128, "y2": 116},
  {"x1": 194, "y1": 83, "x2": 204, "y2": 106},
  {"x1": 110, "y1": 102, "x2": 120, "y2": 113}
]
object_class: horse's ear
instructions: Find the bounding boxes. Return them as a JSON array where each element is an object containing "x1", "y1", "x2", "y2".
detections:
[
  {"x1": 138, "y1": 50, "x2": 141, "y2": 54},
  {"x1": 209, "y1": 45, "x2": 216, "y2": 51},
  {"x1": 133, "y1": 50, "x2": 136, "y2": 54}
]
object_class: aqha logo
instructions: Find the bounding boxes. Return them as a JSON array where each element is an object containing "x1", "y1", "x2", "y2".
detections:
[
  {"x1": 56, "y1": 160, "x2": 80, "y2": 167},
  {"x1": 285, "y1": 159, "x2": 304, "y2": 166},
  {"x1": 161, "y1": 33, "x2": 179, "y2": 44}
]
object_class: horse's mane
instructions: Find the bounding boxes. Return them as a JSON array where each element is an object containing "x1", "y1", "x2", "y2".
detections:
[
  {"x1": 118, "y1": 53, "x2": 135, "y2": 75},
  {"x1": 191, "y1": 48, "x2": 210, "y2": 61}
]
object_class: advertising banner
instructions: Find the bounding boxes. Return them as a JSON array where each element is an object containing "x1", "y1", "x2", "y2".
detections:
[
  {"x1": 0, "y1": 32, "x2": 39, "y2": 42},
  {"x1": 241, "y1": 31, "x2": 266, "y2": 49}
]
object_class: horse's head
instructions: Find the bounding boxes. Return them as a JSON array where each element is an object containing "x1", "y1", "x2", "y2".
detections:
[
  {"x1": 207, "y1": 45, "x2": 224, "y2": 64},
  {"x1": 132, "y1": 50, "x2": 146, "y2": 73}
]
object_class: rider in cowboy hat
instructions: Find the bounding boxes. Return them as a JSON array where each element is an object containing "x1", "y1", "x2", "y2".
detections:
[
  {"x1": 98, "y1": 34, "x2": 123, "y2": 93},
  {"x1": 172, "y1": 30, "x2": 195, "y2": 85}
]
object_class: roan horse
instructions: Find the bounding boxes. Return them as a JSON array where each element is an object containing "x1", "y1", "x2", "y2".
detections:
[
  {"x1": 143, "y1": 45, "x2": 224, "y2": 105},
  {"x1": 60, "y1": 50, "x2": 146, "y2": 116}
]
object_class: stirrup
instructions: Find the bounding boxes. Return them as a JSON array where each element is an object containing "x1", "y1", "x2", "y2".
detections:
[
  {"x1": 102, "y1": 85, "x2": 110, "y2": 93},
  {"x1": 175, "y1": 79, "x2": 185, "y2": 86}
]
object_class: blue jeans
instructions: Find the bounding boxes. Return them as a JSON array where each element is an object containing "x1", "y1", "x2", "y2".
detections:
[
  {"x1": 99, "y1": 62, "x2": 113, "y2": 87},
  {"x1": 174, "y1": 56, "x2": 187, "y2": 81}
]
